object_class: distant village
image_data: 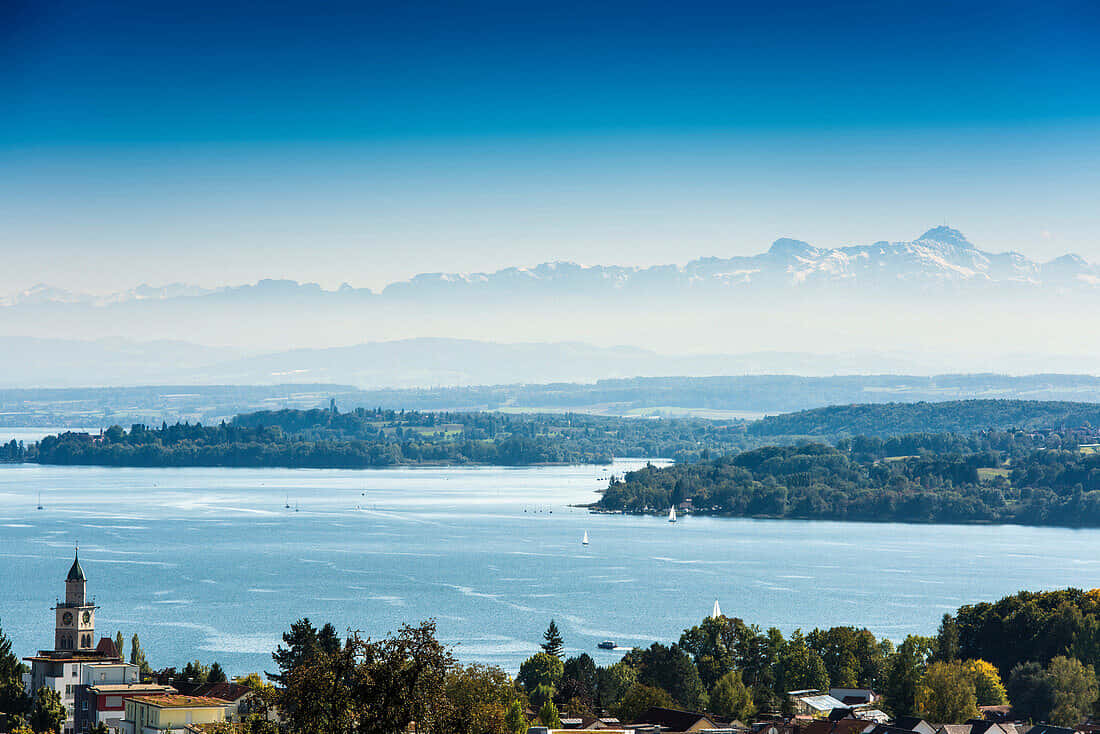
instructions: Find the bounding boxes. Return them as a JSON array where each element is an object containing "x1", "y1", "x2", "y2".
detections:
[{"x1": 9, "y1": 554, "x2": 1099, "y2": 734}]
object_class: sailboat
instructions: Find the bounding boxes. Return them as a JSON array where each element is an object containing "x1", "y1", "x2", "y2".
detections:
[
  {"x1": 711, "y1": 599, "x2": 722, "y2": 619},
  {"x1": 37, "y1": 492, "x2": 43, "y2": 510},
  {"x1": 582, "y1": 530, "x2": 589, "y2": 546},
  {"x1": 285, "y1": 496, "x2": 291, "y2": 509},
  {"x1": 668, "y1": 506, "x2": 677, "y2": 523}
]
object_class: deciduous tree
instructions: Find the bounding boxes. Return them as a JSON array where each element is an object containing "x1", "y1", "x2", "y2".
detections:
[
  {"x1": 611, "y1": 683, "x2": 673, "y2": 724},
  {"x1": 517, "y1": 653, "x2": 563, "y2": 694},
  {"x1": 710, "y1": 670, "x2": 754, "y2": 722},
  {"x1": 1047, "y1": 655, "x2": 1098, "y2": 727},
  {"x1": 915, "y1": 661, "x2": 979, "y2": 723}
]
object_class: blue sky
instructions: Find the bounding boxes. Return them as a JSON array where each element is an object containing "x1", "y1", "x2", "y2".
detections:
[{"x1": 3, "y1": 0, "x2": 1099, "y2": 292}]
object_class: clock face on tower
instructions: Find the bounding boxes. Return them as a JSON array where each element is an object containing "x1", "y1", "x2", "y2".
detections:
[
  {"x1": 82, "y1": 611, "x2": 91, "y2": 624},
  {"x1": 62, "y1": 611, "x2": 73, "y2": 625}
]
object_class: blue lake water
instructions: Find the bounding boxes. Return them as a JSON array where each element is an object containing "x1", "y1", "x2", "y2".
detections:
[{"x1": 1, "y1": 460, "x2": 1100, "y2": 678}]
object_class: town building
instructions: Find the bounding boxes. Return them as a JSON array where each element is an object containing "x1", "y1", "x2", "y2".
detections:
[
  {"x1": 189, "y1": 681, "x2": 254, "y2": 722},
  {"x1": 74, "y1": 661, "x2": 174, "y2": 734},
  {"x1": 119, "y1": 694, "x2": 229, "y2": 734},
  {"x1": 23, "y1": 550, "x2": 125, "y2": 734}
]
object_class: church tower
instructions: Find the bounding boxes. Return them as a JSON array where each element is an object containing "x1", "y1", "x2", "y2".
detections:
[{"x1": 54, "y1": 548, "x2": 97, "y2": 651}]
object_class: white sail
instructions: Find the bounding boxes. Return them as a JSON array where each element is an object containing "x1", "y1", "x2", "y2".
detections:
[
  {"x1": 711, "y1": 600, "x2": 722, "y2": 619},
  {"x1": 668, "y1": 506, "x2": 677, "y2": 522},
  {"x1": 582, "y1": 530, "x2": 589, "y2": 545}
]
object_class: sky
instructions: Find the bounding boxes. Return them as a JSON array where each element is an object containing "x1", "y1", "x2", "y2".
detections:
[{"x1": 3, "y1": 0, "x2": 1099, "y2": 294}]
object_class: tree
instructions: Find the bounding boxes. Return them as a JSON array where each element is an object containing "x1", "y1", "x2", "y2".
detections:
[
  {"x1": 1007, "y1": 662, "x2": 1055, "y2": 722},
  {"x1": 935, "y1": 614, "x2": 959, "y2": 662},
  {"x1": 114, "y1": 631, "x2": 125, "y2": 661},
  {"x1": 884, "y1": 635, "x2": 933, "y2": 716},
  {"x1": 611, "y1": 682, "x2": 674, "y2": 723},
  {"x1": 91, "y1": 723, "x2": 109, "y2": 734},
  {"x1": 441, "y1": 664, "x2": 523, "y2": 734},
  {"x1": 130, "y1": 634, "x2": 149, "y2": 674},
  {"x1": 542, "y1": 620, "x2": 564, "y2": 659},
  {"x1": 1047, "y1": 655, "x2": 1098, "y2": 727},
  {"x1": 29, "y1": 688, "x2": 65, "y2": 734},
  {"x1": 207, "y1": 661, "x2": 227, "y2": 683},
  {"x1": 178, "y1": 660, "x2": 210, "y2": 685},
  {"x1": 279, "y1": 642, "x2": 356, "y2": 734},
  {"x1": 281, "y1": 620, "x2": 452, "y2": 734},
  {"x1": 915, "y1": 661, "x2": 980, "y2": 723},
  {"x1": 237, "y1": 672, "x2": 275, "y2": 693},
  {"x1": 517, "y1": 652, "x2": 563, "y2": 694},
  {"x1": 562, "y1": 654, "x2": 598, "y2": 707},
  {"x1": 0, "y1": 620, "x2": 30, "y2": 730},
  {"x1": 597, "y1": 661, "x2": 638, "y2": 710},
  {"x1": 352, "y1": 620, "x2": 453, "y2": 734},
  {"x1": 628, "y1": 643, "x2": 706, "y2": 710},
  {"x1": 269, "y1": 618, "x2": 342, "y2": 685},
  {"x1": 504, "y1": 700, "x2": 527, "y2": 734},
  {"x1": 537, "y1": 700, "x2": 562, "y2": 729},
  {"x1": 776, "y1": 632, "x2": 829, "y2": 695},
  {"x1": 710, "y1": 670, "x2": 754, "y2": 722},
  {"x1": 807, "y1": 626, "x2": 890, "y2": 690},
  {"x1": 960, "y1": 659, "x2": 1007, "y2": 705}
]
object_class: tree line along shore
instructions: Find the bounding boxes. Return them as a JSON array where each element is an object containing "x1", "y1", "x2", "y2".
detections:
[
  {"x1": 7, "y1": 400, "x2": 1100, "y2": 527},
  {"x1": 6, "y1": 587, "x2": 1099, "y2": 733}
]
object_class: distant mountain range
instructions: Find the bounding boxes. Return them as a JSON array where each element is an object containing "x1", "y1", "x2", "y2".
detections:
[
  {"x1": 2, "y1": 227, "x2": 1099, "y2": 358},
  {"x1": 3, "y1": 227, "x2": 1098, "y2": 308}
]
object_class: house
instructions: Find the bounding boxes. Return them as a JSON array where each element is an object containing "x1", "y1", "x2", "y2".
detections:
[
  {"x1": 119, "y1": 695, "x2": 229, "y2": 734},
  {"x1": 631, "y1": 706, "x2": 722, "y2": 732},
  {"x1": 73, "y1": 660, "x2": 167, "y2": 731},
  {"x1": 893, "y1": 719, "x2": 938, "y2": 734},
  {"x1": 967, "y1": 721, "x2": 1009, "y2": 734},
  {"x1": 189, "y1": 682, "x2": 254, "y2": 721},
  {"x1": 865, "y1": 724, "x2": 931, "y2": 734},
  {"x1": 788, "y1": 691, "x2": 848, "y2": 717},
  {"x1": 800, "y1": 716, "x2": 875, "y2": 734},
  {"x1": 1020, "y1": 727, "x2": 1076, "y2": 734},
  {"x1": 829, "y1": 689, "x2": 877, "y2": 706},
  {"x1": 979, "y1": 707, "x2": 1015, "y2": 723},
  {"x1": 76, "y1": 681, "x2": 176, "y2": 733}
]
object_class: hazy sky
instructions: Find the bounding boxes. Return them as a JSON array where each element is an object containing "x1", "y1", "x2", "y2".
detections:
[{"x1": 3, "y1": 0, "x2": 1099, "y2": 294}]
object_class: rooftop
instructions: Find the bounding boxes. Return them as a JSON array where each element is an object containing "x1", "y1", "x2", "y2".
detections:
[
  {"x1": 89, "y1": 683, "x2": 175, "y2": 694},
  {"x1": 67, "y1": 550, "x2": 86, "y2": 582},
  {"x1": 127, "y1": 694, "x2": 230, "y2": 709}
]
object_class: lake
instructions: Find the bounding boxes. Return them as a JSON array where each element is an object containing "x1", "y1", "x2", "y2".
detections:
[{"x1": 1, "y1": 459, "x2": 1099, "y2": 678}]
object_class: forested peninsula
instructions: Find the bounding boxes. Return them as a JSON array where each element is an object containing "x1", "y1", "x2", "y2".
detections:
[
  {"x1": 596, "y1": 428, "x2": 1100, "y2": 526},
  {"x1": 11, "y1": 407, "x2": 748, "y2": 468}
]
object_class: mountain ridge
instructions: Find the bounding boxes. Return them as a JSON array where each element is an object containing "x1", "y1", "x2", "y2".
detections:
[{"x1": 4, "y1": 227, "x2": 1095, "y2": 307}]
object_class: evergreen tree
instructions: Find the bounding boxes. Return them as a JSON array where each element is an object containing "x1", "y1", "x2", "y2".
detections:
[
  {"x1": 207, "y1": 662, "x2": 227, "y2": 683},
  {"x1": 269, "y1": 618, "x2": 341, "y2": 685},
  {"x1": 504, "y1": 699, "x2": 527, "y2": 734},
  {"x1": 541, "y1": 620, "x2": 564, "y2": 659},
  {"x1": 130, "y1": 634, "x2": 149, "y2": 674},
  {"x1": 114, "y1": 631, "x2": 124, "y2": 661},
  {"x1": 29, "y1": 688, "x2": 65, "y2": 734},
  {"x1": 537, "y1": 700, "x2": 562, "y2": 729},
  {"x1": 0, "y1": 619, "x2": 30, "y2": 730},
  {"x1": 935, "y1": 614, "x2": 959, "y2": 662}
]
